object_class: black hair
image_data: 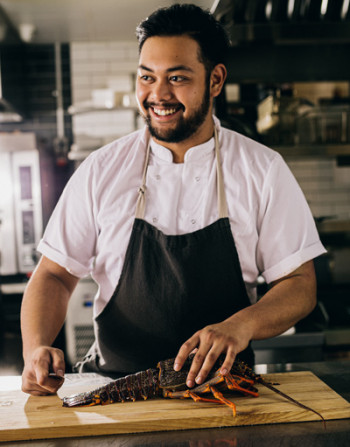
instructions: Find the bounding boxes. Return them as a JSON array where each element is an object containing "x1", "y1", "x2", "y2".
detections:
[{"x1": 136, "y1": 3, "x2": 230, "y2": 74}]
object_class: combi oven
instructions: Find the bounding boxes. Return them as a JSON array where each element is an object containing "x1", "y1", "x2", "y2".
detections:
[{"x1": 0, "y1": 132, "x2": 42, "y2": 275}]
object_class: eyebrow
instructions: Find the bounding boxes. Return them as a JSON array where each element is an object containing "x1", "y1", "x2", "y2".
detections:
[{"x1": 138, "y1": 64, "x2": 194, "y2": 73}]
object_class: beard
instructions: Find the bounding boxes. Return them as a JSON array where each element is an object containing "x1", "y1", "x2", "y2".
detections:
[{"x1": 142, "y1": 84, "x2": 211, "y2": 143}]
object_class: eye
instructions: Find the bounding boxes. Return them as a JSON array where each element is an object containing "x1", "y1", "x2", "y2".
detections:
[
  {"x1": 169, "y1": 75, "x2": 186, "y2": 82},
  {"x1": 139, "y1": 74, "x2": 153, "y2": 82}
]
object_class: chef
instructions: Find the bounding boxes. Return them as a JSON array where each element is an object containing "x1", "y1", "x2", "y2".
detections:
[{"x1": 21, "y1": 3, "x2": 326, "y2": 396}]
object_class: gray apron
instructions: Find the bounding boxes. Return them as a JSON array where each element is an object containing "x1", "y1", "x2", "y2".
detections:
[{"x1": 75, "y1": 128, "x2": 254, "y2": 376}]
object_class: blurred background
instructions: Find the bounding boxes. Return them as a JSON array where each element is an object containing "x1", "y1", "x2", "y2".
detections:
[{"x1": 0, "y1": 0, "x2": 349, "y2": 376}]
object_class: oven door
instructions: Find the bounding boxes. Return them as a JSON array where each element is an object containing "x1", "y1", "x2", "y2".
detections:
[
  {"x1": 0, "y1": 150, "x2": 42, "y2": 275},
  {"x1": 0, "y1": 152, "x2": 17, "y2": 275}
]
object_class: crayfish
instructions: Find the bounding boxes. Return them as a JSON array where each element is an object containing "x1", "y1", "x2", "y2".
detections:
[{"x1": 62, "y1": 354, "x2": 325, "y2": 423}]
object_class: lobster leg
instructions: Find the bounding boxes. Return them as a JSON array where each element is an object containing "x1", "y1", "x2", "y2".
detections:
[
  {"x1": 164, "y1": 385, "x2": 237, "y2": 416},
  {"x1": 184, "y1": 369, "x2": 259, "y2": 398},
  {"x1": 224, "y1": 373, "x2": 259, "y2": 397},
  {"x1": 209, "y1": 385, "x2": 237, "y2": 416},
  {"x1": 188, "y1": 386, "x2": 237, "y2": 416}
]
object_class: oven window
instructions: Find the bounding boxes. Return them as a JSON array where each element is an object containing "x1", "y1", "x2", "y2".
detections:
[
  {"x1": 22, "y1": 210, "x2": 35, "y2": 244},
  {"x1": 19, "y1": 166, "x2": 33, "y2": 200}
]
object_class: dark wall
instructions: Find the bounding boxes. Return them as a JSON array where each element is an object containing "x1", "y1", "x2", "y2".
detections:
[
  {"x1": 225, "y1": 42, "x2": 350, "y2": 84},
  {"x1": 0, "y1": 43, "x2": 74, "y2": 227}
]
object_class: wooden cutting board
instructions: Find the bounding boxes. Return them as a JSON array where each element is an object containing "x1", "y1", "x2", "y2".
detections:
[{"x1": 0, "y1": 371, "x2": 350, "y2": 442}]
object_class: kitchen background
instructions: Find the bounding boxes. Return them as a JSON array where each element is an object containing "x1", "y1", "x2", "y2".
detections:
[{"x1": 0, "y1": 0, "x2": 349, "y2": 376}]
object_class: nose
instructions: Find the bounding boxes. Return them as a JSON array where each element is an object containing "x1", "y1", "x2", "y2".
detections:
[{"x1": 150, "y1": 79, "x2": 173, "y2": 103}]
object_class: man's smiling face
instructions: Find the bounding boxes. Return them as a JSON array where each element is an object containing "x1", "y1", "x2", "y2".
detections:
[{"x1": 136, "y1": 35, "x2": 213, "y2": 148}]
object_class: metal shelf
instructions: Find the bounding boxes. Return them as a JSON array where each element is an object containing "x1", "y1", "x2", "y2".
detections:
[
  {"x1": 68, "y1": 103, "x2": 137, "y2": 115},
  {"x1": 227, "y1": 22, "x2": 350, "y2": 45},
  {"x1": 272, "y1": 144, "x2": 350, "y2": 157}
]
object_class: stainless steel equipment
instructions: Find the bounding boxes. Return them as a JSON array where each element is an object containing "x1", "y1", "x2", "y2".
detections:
[
  {"x1": 65, "y1": 277, "x2": 97, "y2": 367},
  {"x1": 296, "y1": 105, "x2": 350, "y2": 145},
  {"x1": 0, "y1": 133, "x2": 42, "y2": 275}
]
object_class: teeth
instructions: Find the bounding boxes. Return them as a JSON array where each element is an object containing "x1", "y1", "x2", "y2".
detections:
[{"x1": 153, "y1": 107, "x2": 177, "y2": 116}]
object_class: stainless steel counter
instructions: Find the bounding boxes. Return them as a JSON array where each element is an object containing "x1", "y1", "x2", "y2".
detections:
[{"x1": 2, "y1": 360, "x2": 350, "y2": 447}]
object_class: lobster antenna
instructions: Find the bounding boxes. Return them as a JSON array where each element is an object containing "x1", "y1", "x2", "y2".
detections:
[{"x1": 259, "y1": 379, "x2": 326, "y2": 428}]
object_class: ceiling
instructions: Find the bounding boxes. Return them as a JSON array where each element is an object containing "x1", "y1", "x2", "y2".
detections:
[{"x1": 0, "y1": 0, "x2": 216, "y2": 44}]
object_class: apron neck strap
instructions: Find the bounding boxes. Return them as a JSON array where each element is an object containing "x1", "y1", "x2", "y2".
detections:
[
  {"x1": 135, "y1": 126, "x2": 228, "y2": 220},
  {"x1": 135, "y1": 138, "x2": 150, "y2": 220},
  {"x1": 215, "y1": 126, "x2": 228, "y2": 219}
]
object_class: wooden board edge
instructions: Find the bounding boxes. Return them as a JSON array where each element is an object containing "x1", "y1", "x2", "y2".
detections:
[
  {"x1": 1, "y1": 370, "x2": 350, "y2": 442},
  {"x1": 1, "y1": 405, "x2": 350, "y2": 442}
]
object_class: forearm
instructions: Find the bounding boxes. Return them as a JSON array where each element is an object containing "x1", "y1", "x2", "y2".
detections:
[
  {"x1": 21, "y1": 257, "x2": 79, "y2": 395},
  {"x1": 21, "y1": 275, "x2": 69, "y2": 360},
  {"x1": 229, "y1": 260, "x2": 317, "y2": 341},
  {"x1": 21, "y1": 256, "x2": 78, "y2": 361}
]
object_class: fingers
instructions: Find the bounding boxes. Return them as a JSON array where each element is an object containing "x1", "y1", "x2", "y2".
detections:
[
  {"x1": 174, "y1": 334, "x2": 200, "y2": 372},
  {"x1": 51, "y1": 348, "x2": 65, "y2": 378},
  {"x1": 22, "y1": 347, "x2": 65, "y2": 396},
  {"x1": 187, "y1": 348, "x2": 220, "y2": 388},
  {"x1": 187, "y1": 345, "x2": 237, "y2": 388},
  {"x1": 22, "y1": 375, "x2": 64, "y2": 396},
  {"x1": 219, "y1": 348, "x2": 237, "y2": 376},
  {"x1": 174, "y1": 322, "x2": 248, "y2": 388}
]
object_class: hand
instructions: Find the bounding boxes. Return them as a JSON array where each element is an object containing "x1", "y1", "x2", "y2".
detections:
[
  {"x1": 174, "y1": 317, "x2": 252, "y2": 388},
  {"x1": 22, "y1": 346, "x2": 65, "y2": 396}
]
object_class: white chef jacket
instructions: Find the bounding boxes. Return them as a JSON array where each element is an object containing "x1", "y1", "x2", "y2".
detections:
[{"x1": 38, "y1": 117, "x2": 326, "y2": 316}]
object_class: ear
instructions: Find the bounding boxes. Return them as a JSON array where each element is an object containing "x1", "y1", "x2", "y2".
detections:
[{"x1": 210, "y1": 64, "x2": 227, "y2": 98}]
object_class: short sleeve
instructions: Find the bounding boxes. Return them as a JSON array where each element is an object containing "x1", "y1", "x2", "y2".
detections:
[
  {"x1": 37, "y1": 156, "x2": 98, "y2": 277},
  {"x1": 256, "y1": 154, "x2": 326, "y2": 283}
]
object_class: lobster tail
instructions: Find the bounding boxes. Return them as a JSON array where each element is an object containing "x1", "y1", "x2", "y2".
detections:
[{"x1": 62, "y1": 368, "x2": 160, "y2": 407}]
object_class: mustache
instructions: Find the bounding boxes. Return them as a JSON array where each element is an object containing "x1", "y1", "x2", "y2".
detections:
[{"x1": 143, "y1": 101, "x2": 185, "y2": 110}]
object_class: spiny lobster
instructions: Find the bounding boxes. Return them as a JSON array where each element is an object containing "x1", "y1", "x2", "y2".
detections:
[{"x1": 62, "y1": 354, "x2": 325, "y2": 424}]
